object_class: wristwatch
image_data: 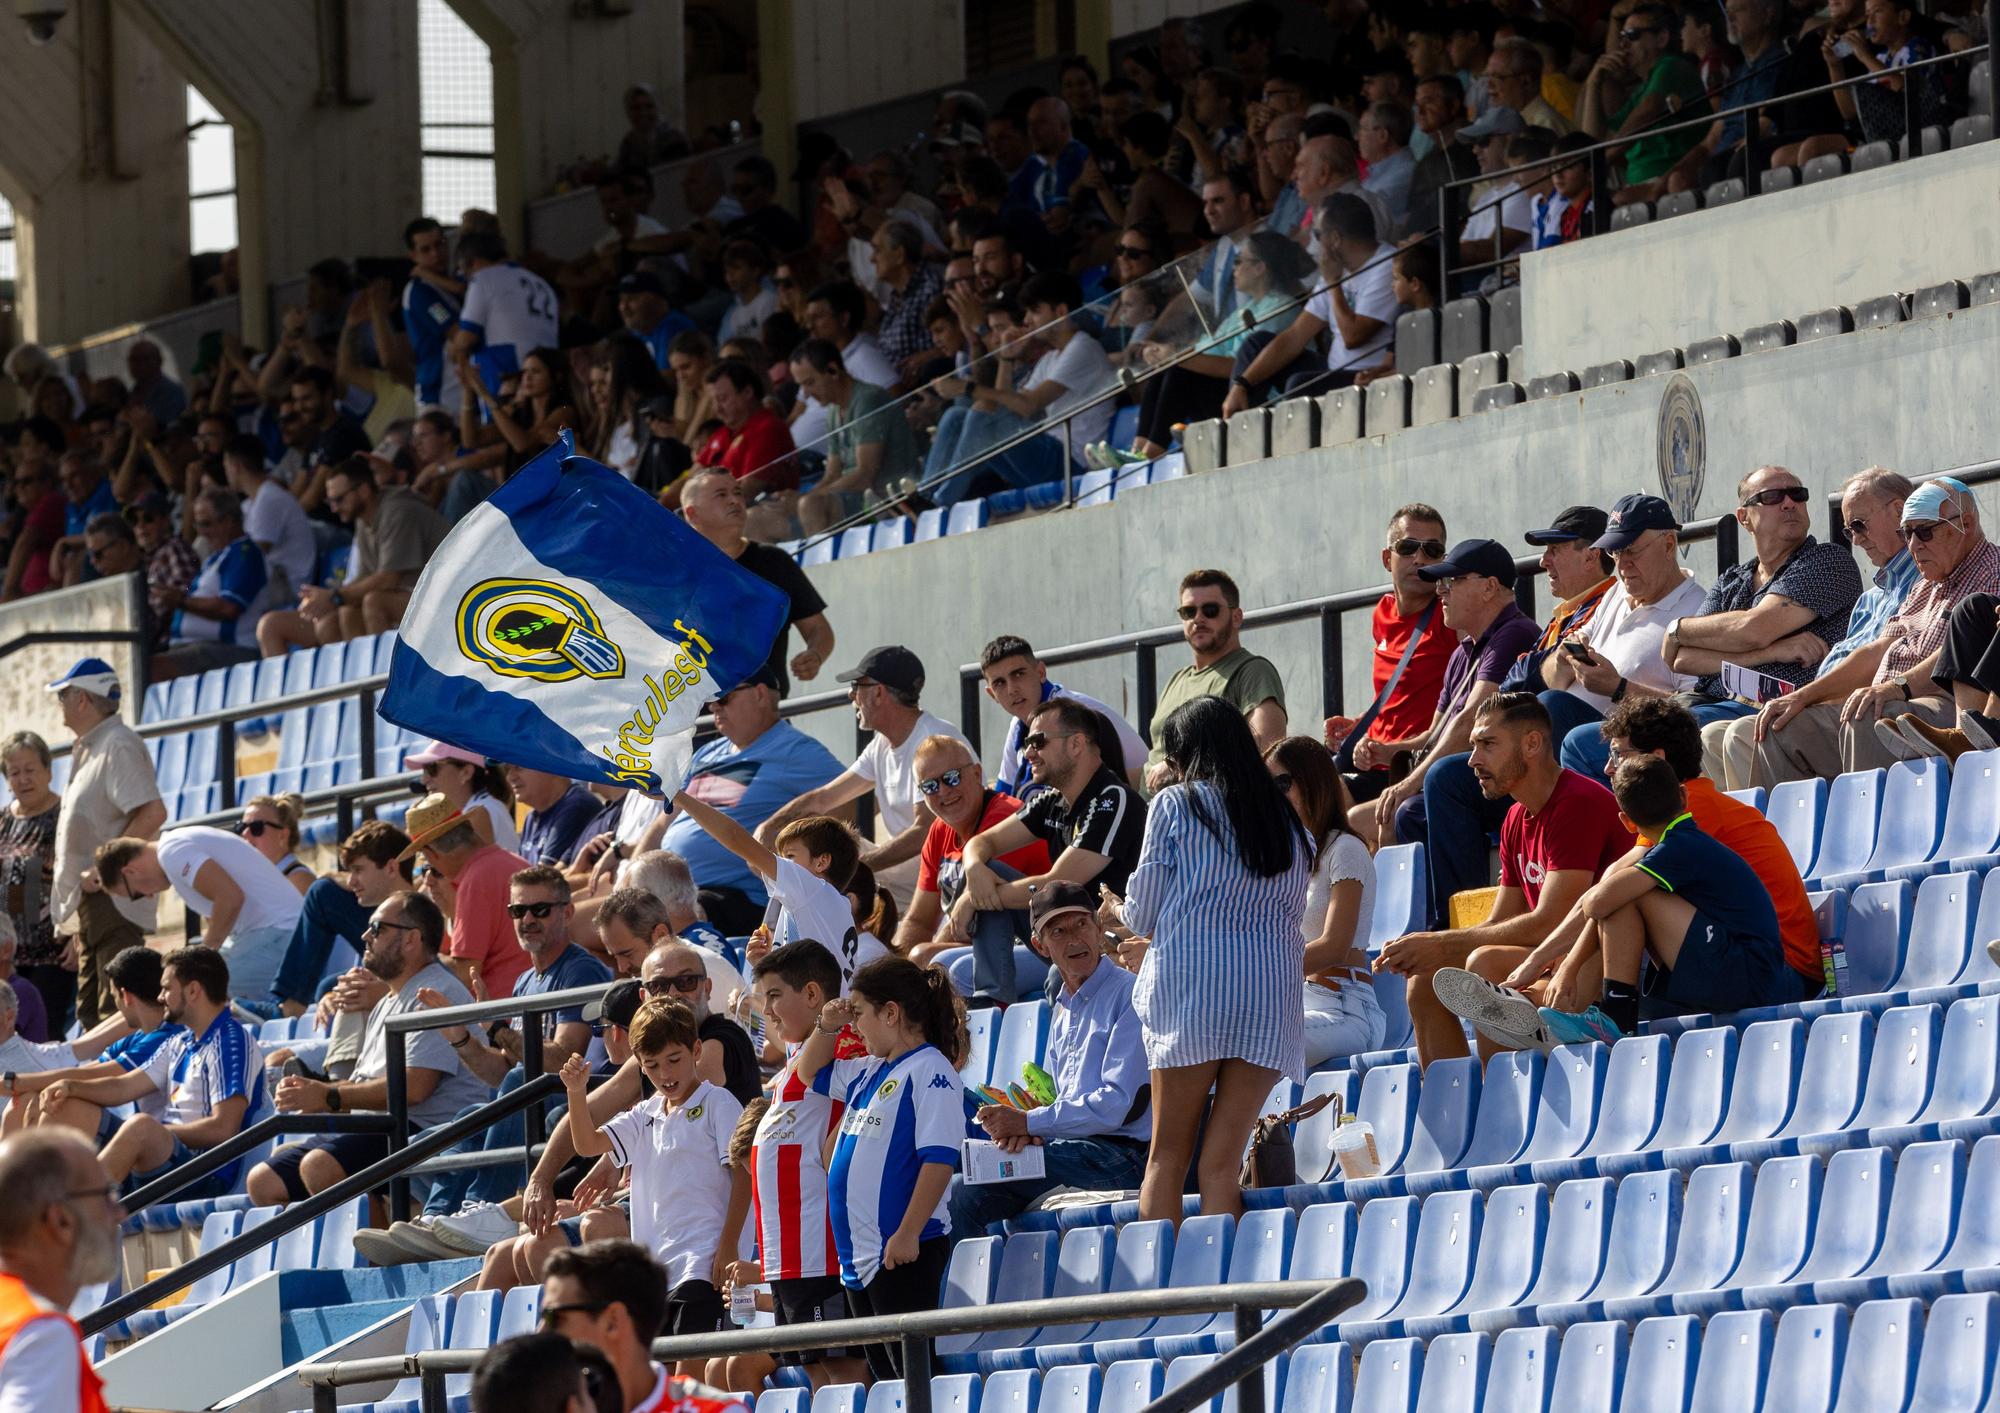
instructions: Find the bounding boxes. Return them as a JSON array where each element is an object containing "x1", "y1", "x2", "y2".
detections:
[
  {"x1": 330, "y1": 587, "x2": 345, "y2": 609},
  {"x1": 324, "y1": 1084, "x2": 344, "y2": 1113},
  {"x1": 1893, "y1": 673, "x2": 1913, "y2": 700},
  {"x1": 1611, "y1": 677, "x2": 1629, "y2": 703}
]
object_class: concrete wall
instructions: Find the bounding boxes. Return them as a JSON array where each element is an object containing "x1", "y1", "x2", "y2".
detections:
[
  {"x1": 789, "y1": 1, "x2": 968, "y2": 124},
  {"x1": 524, "y1": 139, "x2": 759, "y2": 263},
  {"x1": 785, "y1": 300, "x2": 2000, "y2": 773},
  {"x1": 1521, "y1": 140, "x2": 2000, "y2": 380},
  {"x1": 0, "y1": 576, "x2": 145, "y2": 749},
  {"x1": 0, "y1": 0, "x2": 192, "y2": 345}
]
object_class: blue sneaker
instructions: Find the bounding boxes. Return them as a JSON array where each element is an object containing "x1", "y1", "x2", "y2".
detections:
[{"x1": 1537, "y1": 1004, "x2": 1627, "y2": 1047}]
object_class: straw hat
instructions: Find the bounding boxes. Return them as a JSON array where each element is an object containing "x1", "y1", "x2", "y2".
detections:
[{"x1": 397, "y1": 793, "x2": 470, "y2": 861}]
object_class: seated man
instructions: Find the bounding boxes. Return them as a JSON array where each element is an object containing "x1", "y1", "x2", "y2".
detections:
[
  {"x1": 950, "y1": 882, "x2": 1151, "y2": 1233},
  {"x1": 1375, "y1": 693, "x2": 1631, "y2": 1069},
  {"x1": 153, "y1": 489, "x2": 273, "y2": 678},
  {"x1": 509, "y1": 766, "x2": 608, "y2": 868},
  {"x1": 957, "y1": 697, "x2": 1147, "y2": 1005},
  {"x1": 24, "y1": 947, "x2": 264, "y2": 1198},
  {"x1": 267, "y1": 820, "x2": 415, "y2": 1018},
  {"x1": 1754, "y1": 477, "x2": 2000, "y2": 786},
  {"x1": 1659, "y1": 465, "x2": 1861, "y2": 733},
  {"x1": 3, "y1": 946, "x2": 184, "y2": 1138},
  {"x1": 0, "y1": 975, "x2": 80, "y2": 1129},
  {"x1": 247, "y1": 890, "x2": 490, "y2": 1205},
  {"x1": 1501, "y1": 506, "x2": 1615, "y2": 695},
  {"x1": 977, "y1": 635, "x2": 1149, "y2": 796},
  {"x1": 893, "y1": 736, "x2": 1049, "y2": 972},
  {"x1": 401, "y1": 793, "x2": 532, "y2": 999}
]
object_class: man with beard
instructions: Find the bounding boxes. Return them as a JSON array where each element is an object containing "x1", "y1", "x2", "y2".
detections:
[
  {"x1": 1144, "y1": 569, "x2": 1287, "y2": 789},
  {"x1": 246, "y1": 891, "x2": 487, "y2": 1204},
  {"x1": 26, "y1": 947, "x2": 264, "y2": 1199},
  {"x1": 0, "y1": 1129, "x2": 122, "y2": 1411},
  {"x1": 1373, "y1": 693, "x2": 1629, "y2": 1069}
]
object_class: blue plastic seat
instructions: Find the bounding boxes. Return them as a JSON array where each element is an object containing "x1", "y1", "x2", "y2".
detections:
[
  {"x1": 334, "y1": 1293, "x2": 452, "y2": 1413},
  {"x1": 758, "y1": 1393, "x2": 809, "y2": 1413},
  {"x1": 1290, "y1": 1201, "x2": 1358, "y2": 1286},
  {"x1": 154, "y1": 732, "x2": 190, "y2": 798},
  {"x1": 1804, "y1": 769, "x2": 1884, "y2": 885},
  {"x1": 1293, "y1": 1070, "x2": 1361, "y2": 1185},
  {"x1": 1601, "y1": 1027, "x2": 1734, "y2": 1175},
  {"x1": 1818, "y1": 1138, "x2": 1965, "y2": 1305},
  {"x1": 871, "y1": 519, "x2": 912, "y2": 553},
  {"x1": 1882, "y1": 997, "x2": 2000, "y2": 1144},
  {"x1": 1669, "y1": 1019, "x2": 1803, "y2": 1160},
  {"x1": 933, "y1": 1238, "x2": 999, "y2": 1356},
  {"x1": 1958, "y1": 887, "x2": 2000, "y2": 989},
  {"x1": 1842, "y1": 1004, "x2": 1945, "y2": 1137},
  {"x1": 1152, "y1": 1209, "x2": 1293, "y2": 1358},
  {"x1": 1409, "y1": 1185, "x2": 1547, "y2": 1336},
  {"x1": 437, "y1": 1290, "x2": 502, "y2": 1401},
  {"x1": 1493, "y1": 1177, "x2": 1613, "y2": 1323},
  {"x1": 1765, "y1": 1303, "x2": 1845, "y2": 1413},
  {"x1": 1369, "y1": 844, "x2": 1431, "y2": 942},
  {"x1": 1439, "y1": 1050, "x2": 1541, "y2": 1179},
  {"x1": 1336, "y1": 1190, "x2": 1481, "y2": 1339},
  {"x1": 1164, "y1": 1353, "x2": 1282, "y2": 1413},
  {"x1": 930, "y1": 1373, "x2": 981, "y2": 1413},
  {"x1": 167, "y1": 675, "x2": 199, "y2": 719},
  {"x1": 1568, "y1": 1034, "x2": 1670, "y2": 1170},
  {"x1": 497, "y1": 1283, "x2": 542, "y2": 1336},
  {"x1": 310, "y1": 641, "x2": 351, "y2": 688},
  {"x1": 1743, "y1": 1011, "x2": 1873, "y2": 1156},
  {"x1": 1896, "y1": 749, "x2": 2000, "y2": 881},
  {"x1": 1743, "y1": 1147, "x2": 1892, "y2": 1306},
  {"x1": 1319, "y1": 1197, "x2": 1417, "y2": 1326},
  {"x1": 1282, "y1": 1345, "x2": 1352, "y2": 1413},
  {"x1": 1108, "y1": 405, "x2": 1140, "y2": 448},
  {"x1": 193, "y1": 667, "x2": 229, "y2": 715},
  {"x1": 863, "y1": 1381, "x2": 903, "y2": 1413},
  {"x1": 1149, "y1": 452, "x2": 1187, "y2": 483},
  {"x1": 1414, "y1": 1332, "x2": 1489, "y2": 1412},
  {"x1": 946, "y1": 500, "x2": 989, "y2": 535},
  {"x1": 1118, "y1": 1214, "x2": 1232, "y2": 1349},
  {"x1": 912, "y1": 508, "x2": 947, "y2": 543},
  {"x1": 961, "y1": 1009, "x2": 996, "y2": 1084},
  {"x1": 1351, "y1": 1337, "x2": 1423, "y2": 1413},
  {"x1": 1481, "y1": 1326, "x2": 1556, "y2": 1412},
  {"x1": 141, "y1": 681, "x2": 172, "y2": 724},
  {"x1": 1396, "y1": 1055, "x2": 1481, "y2": 1178},
  {"x1": 1723, "y1": 787, "x2": 1767, "y2": 814},
  {"x1": 1692, "y1": 1154, "x2": 1819, "y2": 1307},
  {"x1": 1622, "y1": 1315, "x2": 1700, "y2": 1413},
  {"x1": 980, "y1": 1370, "x2": 1037, "y2": 1413},
  {"x1": 1907, "y1": 1293, "x2": 2000, "y2": 1411},
  {"x1": 1821, "y1": 758, "x2": 1948, "y2": 887},
  {"x1": 989, "y1": 1001, "x2": 1048, "y2": 1090},
  {"x1": 836, "y1": 526, "x2": 873, "y2": 559},
  {"x1": 1888, "y1": 872, "x2": 1981, "y2": 996},
  {"x1": 1606, "y1": 1161, "x2": 1749, "y2": 1321},
  {"x1": 1768, "y1": 778, "x2": 1828, "y2": 876},
  {"x1": 1023, "y1": 1221, "x2": 1172, "y2": 1362},
  {"x1": 1566, "y1": 1169, "x2": 1680, "y2": 1317},
  {"x1": 1841, "y1": 881, "x2": 1914, "y2": 999},
  {"x1": 801, "y1": 537, "x2": 837, "y2": 567},
  {"x1": 1074, "y1": 469, "x2": 1116, "y2": 507},
  {"x1": 955, "y1": 1233, "x2": 1056, "y2": 1353},
  {"x1": 1476, "y1": 1042, "x2": 1607, "y2": 1182},
  {"x1": 1098, "y1": 1360, "x2": 1164, "y2": 1413},
  {"x1": 1550, "y1": 1321, "x2": 1626, "y2": 1413},
  {"x1": 1036, "y1": 1365, "x2": 1101, "y2": 1413},
  {"x1": 1925, "y1": 1135, "x2": 2000, "y2": 1288},
  {"x1": 1830, "y1": 1297, "x2": 1924, "y2": 1413}
]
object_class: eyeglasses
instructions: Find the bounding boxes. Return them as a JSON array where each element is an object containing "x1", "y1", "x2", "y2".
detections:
[
  {"x1": 1903, "y1": 520, "x2": 1956, "y2": 543},
  {"x1": 1844, "y1": 517, "x2": 1873, "y2": 539},
  {"x1": 1178, "y1": 601, "x2": 1226, "y2": 621},
  {"x1": 846, "y1": 678, "x2": 878, "y2": 696},
  {"x1": 235, "y1": 820, "x2": 278, "y2": 837},
  {"x1": 1116, "y1": 245, "x2": 1153, "y2": 259},
  {"x1": 774, "y1": 276, "x2": 797, "y2": 288},
  {"x1": 643, "y1": 972, "x2": 706, "y2": 996},
  {"x1": 1618, "y1": 25, "x2": 1661, "y2": 40},
  {"x1": 361, "y1": 919, "x2": 419, "y2": 939},
  {"x1": 1393, "y1": 538, "x2": 1448, "y2": 559},
  {"x1": 1741, "y1": 486, "x2": 1811, "y2": 508},
  {"x1": 507, "y1": 901, "x2": 561, "y2": 919},
  {"x1": 419, "y1": 761, "x2": 461, "y2": 777},
  {"x1": 918, "y1": 767, "x2": 967, "y2": 795},
  {"x1": 1021, "y1": 730, "x2": 1078, "y2": 753},
  {"x1": 539, "y1": 1300, "x2": 611, "y2": 1329},
  {"x1": 1270, "y1": 771, "x2": 1294, "y2": 793}
]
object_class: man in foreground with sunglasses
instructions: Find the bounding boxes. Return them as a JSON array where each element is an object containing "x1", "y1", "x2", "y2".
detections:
[
  {"x1": 1752, "y1": 475, "x2": 2000, "y2": 786},
  {"x1": 1660, "y1": 464, "x2": 1863, "y2": 735},
  {"x1": 1143, "y1": 568, "x2": 1288, "y2": 790}
]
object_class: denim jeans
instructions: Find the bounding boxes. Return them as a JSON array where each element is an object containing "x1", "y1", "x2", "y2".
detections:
[
  {"x1": 219, "y1": 924, "x2": 296, "y2": 1006},
  {"x1": 946, "y1": 945, "x2": 1052, "y2": 1005},
  {"x1": 422, "y1": 1065, "x2": 563, "y2": 1216},
  {"x1": 947, "y1": 1136, "x2": 1149, "y2": 1235},
  {"x1": 1537, "y1": 688, "x2": 1610, "y2": 778},
  {"x1": 957, "y1": 861, "x2": 1038, "y2": 1004},
  {"x1": 1396, "y1": 751, "x2": 1514, "y2": 924},
  {"x1": 930, "y1": 409, "x2": 1043, "y2": 505},
  {"x1": 271, "y1": 877, "x2": 372, "y2": 1007}
]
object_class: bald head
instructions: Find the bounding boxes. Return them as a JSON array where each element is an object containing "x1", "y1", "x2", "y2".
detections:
[
  {"x1": 641, "y1": 939, "x2": 714, "y2": 1018},
  {"x1": 1026, "y1": 97, "x2": 1073, "y2": 156},
  {"x1": 1295, "y1": 135, "x2": 1341, "y2": 200}
]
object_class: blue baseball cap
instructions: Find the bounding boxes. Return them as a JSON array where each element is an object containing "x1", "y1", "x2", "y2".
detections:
[
  {"x1": 47, "y1": 657, "x2": 120, "y2": 701},
  {"x1": 1593, "y1": 494, "x2": 1681, "y2": 551}
]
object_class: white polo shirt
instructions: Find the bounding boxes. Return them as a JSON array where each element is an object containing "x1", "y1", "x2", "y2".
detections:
[{"x1": 1571, "y1": 573, "x2": 1709, "y2": 713}]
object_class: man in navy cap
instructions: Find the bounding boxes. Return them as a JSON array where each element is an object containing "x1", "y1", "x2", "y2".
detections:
[
  {"x1": 46, "y1": 660, "x2": 165, "y2": 1028},
  {"x1": 617, "y1": 271, "x2": 694, "y2": 371},
  {"x1": 1370, "y1": 540, "x2": 1539, "y2": 870},
  {"x1": 1501, "y1": 506, "x2": 1616, "y2": 694},
  {"x1": 1531, "y1": 492, "x2": 1707, "y2": 781}
]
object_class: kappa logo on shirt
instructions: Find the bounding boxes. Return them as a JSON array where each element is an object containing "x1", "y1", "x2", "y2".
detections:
[{"x1": 928, "y1": 1073, "x2": 955, "y2": 1090}]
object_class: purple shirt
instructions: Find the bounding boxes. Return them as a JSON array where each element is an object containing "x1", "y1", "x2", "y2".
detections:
[
  {"x1": 10, "y1": 974, "x2": 47, "y2": 1044},
  {"x1": 1437, "y1": 601, "x2": 1541, "y2": 719}
]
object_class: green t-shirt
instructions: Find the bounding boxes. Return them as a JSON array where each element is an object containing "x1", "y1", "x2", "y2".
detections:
[
  {"x1": 828, "y1": 381, "x2": 917, "y2": 492},
  {"x1": 1612, "y1": 53, "x2": 1710, "y2": 183},
  {"x1": 1145, "y1": 646, "x2": 1288, "y2": 770}
]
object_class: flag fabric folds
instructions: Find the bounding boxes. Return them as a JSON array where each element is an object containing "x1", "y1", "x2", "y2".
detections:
[{"x1": 381, "y1": 435, "x2": 788, "y2": 797}]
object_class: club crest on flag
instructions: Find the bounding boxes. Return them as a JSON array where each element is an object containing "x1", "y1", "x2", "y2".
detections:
[{"x1": 457, "y1": 578, "x2": 626, "y2": 683}]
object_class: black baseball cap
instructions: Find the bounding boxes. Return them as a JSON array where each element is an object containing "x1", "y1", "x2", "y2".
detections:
[
  {"x1": 711, "y1": 665, "x2": 780, "y2": 704},
  {"x1": 1593, "y1": 494, "x2": 1680, "y2": 551},
  {"x1": 1523, "y1": 506, "x2": 1610, "y2": 546},
  {"x1": 583, "y1": 979, "x2": 643, "y2": 1029},
  {"x1": 1028, "y1": 881, "x2": 1098, "y2": 936},
  {"x1": 639, "y1": 395, "x2": 675, "y2": 422},
  {"x1": 616, "y1": 271, "x2": 666, "y2": 299},
  {"x1": 1417, "y1": 538, "x2": 1518, "y2": 587},
  {"x1": 836, "y1": 645, "x2": 925, "y2": 696}
]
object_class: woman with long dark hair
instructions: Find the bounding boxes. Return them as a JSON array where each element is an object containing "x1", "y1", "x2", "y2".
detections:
[
  {"x1": 586, "y1": 334, "x2": 668, "y2": 478},
  {"x1": 1105, "y1": 695, "x2": 1312, "y2": 1221},
  {"x1": 1266, "y1": 736, "x2": 1385, "y2": 1066}
]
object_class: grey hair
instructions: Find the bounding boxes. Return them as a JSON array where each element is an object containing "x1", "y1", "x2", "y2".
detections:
[
  {"x1": 429, "y1": 821, "x2": 482, "y2": 855},
  {"x1": 0, "y1": 731, "x2": 51, "y2": 769},
  {"x1": 85, "y1": 511, "x2": 135, "y2": 543},
  {"x1": 0, "y1": 978, "x2": 16, "y2": 1017},
  {"x1": 1493, "y1": 35, "x2": 1545, "y2": 78},
  {"x1": 196, "y1": 487, "x2": 243, "y2": 527},
  {"x1": 876, "y1": 219, "x2": 925, "y2": 261},
  {"x1": 618, "y1": 850, "x2": 699, "y2": 920},
  {"x1": 599, "y1": 885, "x2": 670, "y2": 939},
  {"x1": 1840, "y1": 466, "x2": 1917, "y2": 505}
]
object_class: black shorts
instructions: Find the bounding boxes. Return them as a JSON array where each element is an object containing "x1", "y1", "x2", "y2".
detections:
[
  {"x1": 771, "y1": 1275, "x2": 856, "y2": 1365},
  {"x1": 1652, "y1": 910, "x2": 1790, "y2": 1014},
  {"x1": 666, "y1": 1279, "x2": 726, "y2": 1338},
  {"x1": 262, "y1": 1132, "x2": 395, "y2": 1203}
]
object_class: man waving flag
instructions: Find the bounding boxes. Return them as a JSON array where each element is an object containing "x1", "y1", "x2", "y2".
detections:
[{"x1": 381, "y1": 434, "x2": 789, "y2": 797}]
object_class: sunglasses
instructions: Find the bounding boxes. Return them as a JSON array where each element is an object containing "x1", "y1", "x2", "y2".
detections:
[
  {"x1": 507, "y1": 901, "x2": 561, "y2": 919},
  {"x1": 918, "y1": 767, "x2": 967, "y2": 795},
  {"x1": 1394, "y1": 537, "x2": 1448, "y2": 559},
  {"x1": 1116, "y1": 245, "x2": 1153, "y2": 259},
  {"x1": 1741, "y1": 486, "x2": 1811, "y2": 508},
  {"x1": 235, "y1": 820, "x2": 278, "y2": 837},
  {"x1": 539, "y1": 1300, "x2": 611, "y2": 1329},
  {"x1": 1903, "y1": 520, "x2": 1955, "y2": 543},
  {"x1": 1178, "y1": 601, "x2": 1226, "y2": 620},
  {"x1": 1844, "y1": 517, "x2": 1873, "y2": 538},
  {"x1": 643, "y1": 972, "x2": 706, "y2": 996},
  {"x1": 1618, "y1": 25, "x2": 1661, "y2": 40},
  {"x1": 362, "y1": 919, "x2": 418, "y2": 939}
]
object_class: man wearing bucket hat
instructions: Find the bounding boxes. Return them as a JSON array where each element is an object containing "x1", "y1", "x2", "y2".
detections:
[
  {"x1": 1752, "y1": 476, "x2": 2000, "y2": 785},
  {"x1": 948, "y1": 880, "x2": 1151, "y2": 1234},
  {"x1": 46, "y1": 660, "x2": 166, "y2": 1029},
  {"x1": 400, "y1": 793, "x2": 532, "y2": 999}
]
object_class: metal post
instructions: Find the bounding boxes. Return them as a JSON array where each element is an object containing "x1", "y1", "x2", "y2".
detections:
[
  {"x1": 853, "y1": 719, "x2": 875, "y2": 838},
  {"x1": 1231, "y1": 1305, "x2": 1266, "y2": 1413},
  {"x1": 522, "y1": 1014, "x2": 547, "y2": 1165},
  {"x1": 960, "y1": 670, "x2": 983, "y2": 757},
  {"x1": 1318, "y1": 607, "x2": 1342, "y2": 721},
  {"x1": 1987, "y1": 10, "x2": 1999, "y2": 122},
  {"x1": 1063, "y1": 411, "x2": 1076, "y2": 507},
  {"x1": 386, "y1": 1031, "x2": 411, "y2": 1222},
  {"x1": 1713, "y1": 515, "x2": 1740, "y2": 573},
  {"x1": 314, "y1": 1380, "x2": 339, "y2": 1413},
  {"x1": 1589, "y1": 147, "x2": 1613, "y2": 235},
  {"x1": 1438, "y1": 183, "x2": 1457, "y2": 293},
  {"x1": 1135, "y1": 643, "x2": 1159, "y2": 741},
  {"x1": 418, "y1": 1365, "x2": 449, "y2": 1413},
  {"x1": 358, "y1": 686, "x2": 377, "y2": 784},
  {"x1": 336, "y1": 792, "x2": 354, "y2": 844},
  {"x1": 1746, "y1": 101, "x2": 1764, "y2": 195},
  {"x1": 1514, "y1": 574, "x2": 1537, "y2": 619},
  {"x1": 902, "y1": 1327, "x2": 935, "y2": 1413},
  {"x1": 217, "y1": 719, "x2": 237, "y2": 810}
]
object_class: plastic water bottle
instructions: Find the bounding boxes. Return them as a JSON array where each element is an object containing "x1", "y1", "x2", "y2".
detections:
[
  {"x1": 730, "y1": 1283, "x2": 760, "y2": 1326},
  {"x1": 1331, "y1": 1115, "x2": 1381, "y2": 1179}
]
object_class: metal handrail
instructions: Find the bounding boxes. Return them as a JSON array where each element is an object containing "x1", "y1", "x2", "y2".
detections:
[
  {"x1": 79, "y1": 1073, "x2": 565, "y2": 1337},
  {"x1": 957, "y1": 515, "x2": 1740, "y2": 756},
  {"x1": 119, "y1": 1112, "x2": 394, "y2": 1216},
  {"x1": 298, "y1": 1278, "x2": 1368, "y2": 1413}
]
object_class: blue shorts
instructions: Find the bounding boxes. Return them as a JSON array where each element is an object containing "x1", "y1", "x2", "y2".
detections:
[
  {"x1": 128, "y1": 1136, "x2": 232, "y2": 1201},
  {"x1": 1653, "y1": 909, "x2": 1792, "y2": 1013}
]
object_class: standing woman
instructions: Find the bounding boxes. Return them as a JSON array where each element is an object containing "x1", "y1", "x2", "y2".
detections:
[
  {"x1": 1265, "y1": 737, "x2": 1385, "y2": 1066},
  {"x1": 1106, "y1": 695, "x2": 1311, "y2": 1222},
  {"x1": 0, "y1": 731, "x2": 65, "y2": 1033},
  {"x1": 237, "y1": 793, "x2": 317, "y2": 897},
  {"x1": 403, "y1": 741, "x2": 519, "y2": 851}
]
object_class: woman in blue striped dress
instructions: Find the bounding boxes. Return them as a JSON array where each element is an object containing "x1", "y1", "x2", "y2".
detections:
[{"x1": 1105, "y1": 695, "x2": 1313, "y2": 1221}]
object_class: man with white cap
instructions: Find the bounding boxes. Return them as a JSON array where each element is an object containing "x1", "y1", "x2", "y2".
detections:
[
  {"x1": 1752, "y1": 476, "x2": 2000, "y2": 785},
  {"x1": 948, "y1": 880, "x2": 1150, "y2": 1234},
  {"x1": 47, "y1": 660, "x2": 165, "y2": 1029}
]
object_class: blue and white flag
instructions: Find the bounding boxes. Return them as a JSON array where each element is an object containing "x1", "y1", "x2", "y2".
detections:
[{"x1": 381, "y1": 435, "x2": 788, "y2": 796}]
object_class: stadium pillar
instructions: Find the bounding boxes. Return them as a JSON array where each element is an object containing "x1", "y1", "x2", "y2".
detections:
[
  {"x1": 754, "y1": 0, "x2": 798, "y2": 216},
  {"x1": 1074, "y1": 0, "x2": 1114, "y2": 74}
]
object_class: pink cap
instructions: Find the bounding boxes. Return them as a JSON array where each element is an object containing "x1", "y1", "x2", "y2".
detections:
[{"x1": 404, "y1": 740, "x2": 488, "y2": 768}]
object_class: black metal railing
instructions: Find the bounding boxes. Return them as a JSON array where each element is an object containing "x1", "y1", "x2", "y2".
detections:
[
  {"x1": 298, "y1": 1278, "x2": 1367, "y2": 1413},
  {"x1": 120, "y1": 1112, "x2": 394, "y2": 1217}
]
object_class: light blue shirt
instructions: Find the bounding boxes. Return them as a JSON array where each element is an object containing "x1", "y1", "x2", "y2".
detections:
[
  {"x1": 663, "y1": 721, "x2": 844, "y2": 903},
  {"x1": 1820, "y1": 548, "x2": 1920, "y2": 676},
  {"x1": 1023, "y1": 957, "x2": 1152, "y2": 1143}
]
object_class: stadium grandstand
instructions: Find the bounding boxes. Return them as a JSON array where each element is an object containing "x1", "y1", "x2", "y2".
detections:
[{"x1": 5, "y1": 0, "x2": 2000, "y2": 1409}]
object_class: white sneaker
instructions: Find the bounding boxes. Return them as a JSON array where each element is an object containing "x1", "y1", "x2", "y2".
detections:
[
  {"x1": 427, "y1": 1203, "x2": 521, "y2": 1255},
  {"x1": 354, "y1": 1217, "x2": 460, "y2": 1265},
  {"x1": 1082, "y1": 442, "x2": 1113, "y2": 470},
  {"x1": 1429, "y1": 967, "x2": 1557, "y2": 1054},
  {"x1": 1874, "y1": 716, "x2": 1922, "y2": 761}
]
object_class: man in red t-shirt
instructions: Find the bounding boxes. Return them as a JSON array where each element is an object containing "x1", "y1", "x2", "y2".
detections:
[
  {"x1": 3, "y1": 463, "x2": 67, "y2": 600},
  {"x1": 1328, "y1": 505, "x2": 1456, "y2": 801},
  {"x1": 401, "y1": 794, "x2": 532, "y2": 999},
  {"x1": 1375, "y1": 691, "x2": 1631, "y2": 1067},
  {"x1": 697, "y1": 359, "x2": 796, "y2": 495},
  {"x1": 892, "y1": 736, "x2": 1049, "y2": 976}
]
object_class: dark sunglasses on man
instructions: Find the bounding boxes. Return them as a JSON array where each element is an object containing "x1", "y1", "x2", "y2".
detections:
[
  {"x1": 917, "y1": 767, "x2": 967, "y2": 796},
  {"x1": 235, "y1": 820, "x2": 279, "y2": 838},
  {"x1": 1177, "y1": 602, "x2": 1225, "y2": 621},
  {"x1": 642, "y1": 972, "x2": 705, "y2": 997},
  {"x1": 506, "y1": 901, "x2": 561, "y2": 919},
  {"x1": 1393, "y1": 537, "x2": 1447, "y2": 559},
  {"x1": 1741, "y1": 486, "x2": 1811, "y2": 508}
]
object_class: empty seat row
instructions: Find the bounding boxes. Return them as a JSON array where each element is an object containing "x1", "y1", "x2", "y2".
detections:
[
  {"x1": 117, "y1": 1197, "x2": 371, "y2": 1342},
  {"x1": 335, "y1": 1284, "x2": 544, "y2": 1413},
  {"x1": 1392, "y1": 287, "x2": 1523, "y2": 373}
]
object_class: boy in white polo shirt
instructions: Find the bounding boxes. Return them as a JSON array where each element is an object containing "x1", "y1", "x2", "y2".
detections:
[{"x1": 560, "y1": 997, "x2": 748, "y2": 1358}]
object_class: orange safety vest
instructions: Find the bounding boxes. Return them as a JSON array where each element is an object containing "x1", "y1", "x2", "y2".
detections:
[{"x1": 0, "y1": 1272, "x2": 109, "y2": 1413}]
